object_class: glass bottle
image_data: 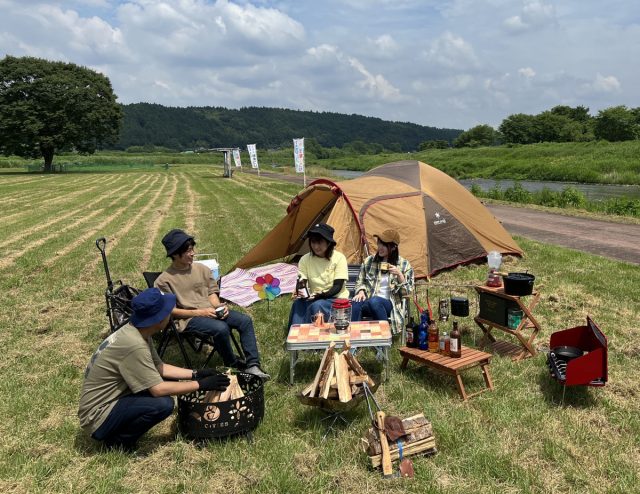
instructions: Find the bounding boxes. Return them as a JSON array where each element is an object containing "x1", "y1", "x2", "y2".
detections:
[
  {"x1": 428, "y1": 321, "x2": 439, "y2": 353},
  {"x1": 450, "y1": 321, "x2": 462, "y2": 358},
  {"x1": 296, "y1": 275, "x2": 310, "y2": 299},
  {"x1": 417, "y1": 313, "x2": 429, "y2": 350},
  {"x1": 405, "y1": 316, "x2": 416, "y2": 348}
]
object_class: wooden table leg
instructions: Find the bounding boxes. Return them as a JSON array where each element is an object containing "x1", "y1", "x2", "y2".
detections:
[
  {"x1": 481, "y1": 363, "x2": 494, "y2": 391},
  {"x1": 454, "y1": 373, "x2": 468, "y2": 401},
  {"x1": 400, "y1": 356, "x2": 410, "y2": 370}
]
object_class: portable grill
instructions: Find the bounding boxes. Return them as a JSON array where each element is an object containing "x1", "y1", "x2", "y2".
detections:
[
  {"x1": 547, "y1": 316, "x2": 608, "y2": 387},
  {"x1": 96, "y1": 237, "x2": 141, "y2": 333},
  {"x1": 177, "y1": 372, "x2": 264, "y2": 441}
]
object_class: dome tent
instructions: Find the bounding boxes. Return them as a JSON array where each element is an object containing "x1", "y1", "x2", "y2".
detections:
[{"x1": 234, "y1": 160, "x2": 522, "y2": 279}]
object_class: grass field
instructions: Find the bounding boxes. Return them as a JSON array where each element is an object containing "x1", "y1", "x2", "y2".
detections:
[{"x1": 1, "y1": 165, "x2": 639, "y2": 494}]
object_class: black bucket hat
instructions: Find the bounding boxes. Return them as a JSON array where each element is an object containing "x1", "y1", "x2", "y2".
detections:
[
  {"x1": 307, "y1": 223, "x2": 336, "y2": 245},
  {"x1": 162, "y1": 229, "x2": 194, "y2": 257}
]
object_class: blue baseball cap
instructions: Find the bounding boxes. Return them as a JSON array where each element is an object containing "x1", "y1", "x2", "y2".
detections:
[{"x1": 130, "y1": 288, "x2": 176, "y2": 328}]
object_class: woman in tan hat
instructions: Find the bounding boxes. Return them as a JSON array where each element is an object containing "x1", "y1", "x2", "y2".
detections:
[{"x1": 351, "y1": 229, "x2": 414, "y2": 334}]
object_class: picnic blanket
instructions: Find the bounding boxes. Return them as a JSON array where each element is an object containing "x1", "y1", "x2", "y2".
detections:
[{"x1": 220, "y1": 262, "x2": 298, "y2": 307}]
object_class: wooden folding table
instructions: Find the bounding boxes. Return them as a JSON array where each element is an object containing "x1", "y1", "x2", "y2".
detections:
[
  {"x1": 399, "y1": 346, "x2": 494, "y2": 401},
  {"x1": 474, "y1": 284, "x2": 542, "y2": 361}
]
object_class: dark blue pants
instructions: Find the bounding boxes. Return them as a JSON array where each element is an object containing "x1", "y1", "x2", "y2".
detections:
[
  {"x1": 288, "y1": 298, "x2": 334, "y2": 327},
  {"x1": 185, "y1": 310, "x2": 260, "y2": 367},
  {"x1": 351, "y1": 296, "x2": 392, "y2": 322},
  {"x1": 92, "y1": 391, "x2": 174, "y2": 449}
]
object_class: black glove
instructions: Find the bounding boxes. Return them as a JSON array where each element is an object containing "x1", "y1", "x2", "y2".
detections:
[
  {"x1": 197, "y1": 373, "x2": 230, "y2": 392},
  {"x1": 192, "y1": 368, "x2": 217, "y2": 380}
]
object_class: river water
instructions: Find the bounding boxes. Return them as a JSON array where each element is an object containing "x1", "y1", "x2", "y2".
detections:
[{"x1": 330, "y1": 170, "x2": 640, "y2": 201}]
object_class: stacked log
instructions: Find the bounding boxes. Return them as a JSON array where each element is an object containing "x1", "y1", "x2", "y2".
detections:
[
  {"x1": 203, "y1": 370, "x2": 244, "y2": 403},
  {"x1": 361, "y1": 413, "x2": 436, "y2": 468},
  {"x1": 301, "y1": 341, "x2": 374, "y2": 402}
]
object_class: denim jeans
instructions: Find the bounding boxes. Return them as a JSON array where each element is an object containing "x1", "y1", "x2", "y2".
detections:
[
  {"x1": 92, "y1": 390, "x2": 174, "y2": 449},
  {"x1": 351, "y1": 296, "x2": 392, "y2": 322},
  {"x1": 288, "y1": 298, "x2": 335, "y2": 327},
  {"x1": 185, "y1": 310, "x2": 260, "y2": 367}
]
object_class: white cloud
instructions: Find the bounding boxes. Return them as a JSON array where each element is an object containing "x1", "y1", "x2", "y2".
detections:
[
  {"x1": 504, "y1": 0, "x2": 556, "y2": 33},
  {"x1": 0, "y1": 1, "x2": 638, "y2": 129},
  {"x1": 518, "y1": 67, "x2": 536, "y2": 79},
  {"x1": 589, "y1": 73, "x2": 621, "y2": 93},
  {"x1": 423, "y1": 31, "x2": 479, "y2": 71},
  {"x1": 367, "y1": 34, "x2": 399, "y2": 58}
]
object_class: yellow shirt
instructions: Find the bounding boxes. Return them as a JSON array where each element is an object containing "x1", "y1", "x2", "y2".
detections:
[{"x1": 298, "y1": 250, "x2": 349, "y2": 299}]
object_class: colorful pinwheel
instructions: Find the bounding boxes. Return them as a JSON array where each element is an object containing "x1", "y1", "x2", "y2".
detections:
[{"x1": 253, "y1": 273, "x2": 281, "y2": 301}]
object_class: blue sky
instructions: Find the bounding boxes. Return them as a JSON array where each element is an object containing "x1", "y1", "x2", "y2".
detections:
[{"x1": 1, "y1": 0, "x2": 638, "y2": 130}]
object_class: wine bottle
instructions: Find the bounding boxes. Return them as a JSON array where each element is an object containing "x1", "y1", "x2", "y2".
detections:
[{"x1": 450, "y1": 321, "x2": 462, "y2": 358}]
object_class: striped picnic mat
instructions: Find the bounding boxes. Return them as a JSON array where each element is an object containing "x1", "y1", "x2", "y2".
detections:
[{"x1": 220, "y1": 262, "x2": 298, "y2": 307}]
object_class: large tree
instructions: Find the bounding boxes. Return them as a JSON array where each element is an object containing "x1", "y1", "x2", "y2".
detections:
[
  {"x1": 0, "y1": 56, "x2": 122, "y2": 172},
  {"x1": 594, "y1": 105, "x2": 639, "y2": 142}
]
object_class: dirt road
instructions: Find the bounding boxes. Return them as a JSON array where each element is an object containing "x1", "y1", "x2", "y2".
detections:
[
  {"x1": 487, "y1": 204, "x2": 640, "y2": 265},
  {"x1": 246, "y1": 170, "x2": 640, "y2": 265}
]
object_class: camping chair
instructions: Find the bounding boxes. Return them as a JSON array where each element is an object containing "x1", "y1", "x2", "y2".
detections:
[
  {"x1": 346, "y1": 264, "x2": 410, "y2": 345},
  {"x1": 96, "y1": 238, "x2": 141, "y2": 333},
  {"x1": 142, "y1": 271, "x2": 244, "y2": 369}
]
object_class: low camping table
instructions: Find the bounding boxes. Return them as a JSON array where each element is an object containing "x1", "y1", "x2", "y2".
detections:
[
  {"x1": 286, "y1": 321, "x2": 392, "y2": 384},
  {"x1": 473, "y1": 284, "x2": 542, "y2": 361},
  {"x1": 399, "y1": 346, "x2": 494, "y2": 401}
]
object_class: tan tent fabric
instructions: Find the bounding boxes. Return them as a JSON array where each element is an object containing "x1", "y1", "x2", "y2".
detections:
[{"x1": 233, "y1": 161, "x2": 523, "y2": 278}]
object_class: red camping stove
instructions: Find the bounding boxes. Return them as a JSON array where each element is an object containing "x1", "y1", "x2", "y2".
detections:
[{"x1": 547, "y1": 316, "x2": 608, "y2": 387}]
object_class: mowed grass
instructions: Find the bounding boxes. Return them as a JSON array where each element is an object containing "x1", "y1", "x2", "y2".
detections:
[{"x1": 0, "y1": 165, "x2": 639, "y2": 494}]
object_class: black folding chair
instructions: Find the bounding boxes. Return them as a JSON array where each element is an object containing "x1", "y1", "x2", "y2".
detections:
[
  {"x1": 96, "y1": 237, "x2": 141, "y2": 333},
  {"x1": 143, "y1": 271, "x2": 244, "y2": 369}
]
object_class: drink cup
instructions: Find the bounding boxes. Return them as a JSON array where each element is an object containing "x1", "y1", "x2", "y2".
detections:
[{"x1": 380, "y1": 262, "x2": 389, "y2": 272}]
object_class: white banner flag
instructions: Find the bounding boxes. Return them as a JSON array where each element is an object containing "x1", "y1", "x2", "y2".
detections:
[
  {"x1": 232, "y1": 148, "x2": 242, "y2": 167},
  {"x1": 293, "y1": 138, "x2": 305, "y2": 173},
  {"x1": 247, "y1": 144, "x2": 259, "y2": 169}
]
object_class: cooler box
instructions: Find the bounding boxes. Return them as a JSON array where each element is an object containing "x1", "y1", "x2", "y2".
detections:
[{"x1": 194, "y1": 254, "x2": 219, "y2": 281}]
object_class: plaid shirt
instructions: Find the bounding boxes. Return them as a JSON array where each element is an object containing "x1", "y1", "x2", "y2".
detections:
[{"x1": 354, "y1": 255, "x2": 414, "y2": 334}]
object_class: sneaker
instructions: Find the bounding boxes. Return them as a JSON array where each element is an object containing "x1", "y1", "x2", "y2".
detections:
[{"x1": 245, "y1": 365, "x2": 271, "y2": 381}]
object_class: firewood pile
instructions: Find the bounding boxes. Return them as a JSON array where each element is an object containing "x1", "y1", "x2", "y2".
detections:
[
  {"x1": 300, "y1": 341, "x2": 374, "y2": 402},
  {"x1": 361, "y1": 413, "x2": 436, "y2": 469},
  {"x1": 203, "y1": 370, "x2": 245, "y2": 403}
]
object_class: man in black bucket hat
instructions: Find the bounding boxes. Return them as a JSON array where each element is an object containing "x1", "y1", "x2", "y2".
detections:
[
  {"x1": 155, "y1": 229, "x2": 270, "y2": 381},
  {"x1": 78, "y1": 288, "x2": 230, "y2": 451}
]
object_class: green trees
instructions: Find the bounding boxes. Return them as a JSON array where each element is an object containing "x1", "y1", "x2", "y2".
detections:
[
  {"x1": 453, "y1": 124, "x2": 500, "y2": 148},
  {"x1": 0, "y1": 56, "x2": 122, "y2": 172},
  {"x1": 594, "y1": 106, "x2": 639, "y2": 141}
]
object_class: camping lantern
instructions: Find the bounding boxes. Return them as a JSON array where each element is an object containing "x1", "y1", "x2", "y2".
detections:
[
  {"x1": 330, "y1": 299, "x2": 352, "y2": 334},
  {"x1": 438, "y1": 299, "x2": 450, "y2": 322}
]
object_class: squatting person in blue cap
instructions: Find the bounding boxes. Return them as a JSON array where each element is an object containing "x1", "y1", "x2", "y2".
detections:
[
  {"x1": 288, "y1": 222, "x2": 349, "y2": 326},
  {"x1": 155, "y1": 229, "x2": 270, "y2": 380},
  {"x1": 78, "y1": 288, "x2": 230, "y2": 451}
]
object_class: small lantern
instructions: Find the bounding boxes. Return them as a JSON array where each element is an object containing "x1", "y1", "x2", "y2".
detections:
[
  {"x1": 438, "y1": 298, "x2": 450, "y2": 322},
  {"x1": 330, "y1": 299, "x2": 352, "y2": 334}
]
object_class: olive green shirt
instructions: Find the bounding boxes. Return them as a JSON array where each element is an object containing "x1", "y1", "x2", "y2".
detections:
[{"x1": 78, "y1": 324, "x2": 164, "y2": 434}]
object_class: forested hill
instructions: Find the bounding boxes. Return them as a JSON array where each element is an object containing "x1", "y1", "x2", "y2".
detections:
[{"x1": 116, "y1": 103, "x2": 461, "y2": 151}]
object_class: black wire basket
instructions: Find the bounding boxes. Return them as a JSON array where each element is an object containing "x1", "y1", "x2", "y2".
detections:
[{"x1": 177, "y1": 372, "x2": 264, "y2": 440}]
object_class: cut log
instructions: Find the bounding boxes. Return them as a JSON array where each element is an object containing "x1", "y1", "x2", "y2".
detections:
[
  {"x1": 311, "y1": 342, "x2": 335, "y2": 398},
  {"x1": 368, "y1": 437, "x2": 437, "y2": 468},
  {"x1": 320, "y1": 356, "x2": 336, "y2": 399},
  {"x1": 336, "y1": 353, "x2": 353, "y2": 403}
]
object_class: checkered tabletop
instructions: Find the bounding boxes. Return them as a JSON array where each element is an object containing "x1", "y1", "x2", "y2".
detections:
[{"x1": 286, "y1": 321, "x2": 391, "y2": 350}]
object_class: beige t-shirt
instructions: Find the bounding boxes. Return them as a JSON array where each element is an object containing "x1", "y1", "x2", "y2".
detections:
[
  {"x1": 154, "y1": 262, "x2": 219, "y2": 331},
  {"x1": 298, "y1": 250, "x2": 349, "y2": 299},
  {"x1": 78, "y1": 324, "x2": 164, "y2": 434}
]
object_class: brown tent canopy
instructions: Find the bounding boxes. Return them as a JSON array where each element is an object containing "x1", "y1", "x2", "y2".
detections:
[{"x1": 234, "y1": 160, "x2": 522, "y2": 278}]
